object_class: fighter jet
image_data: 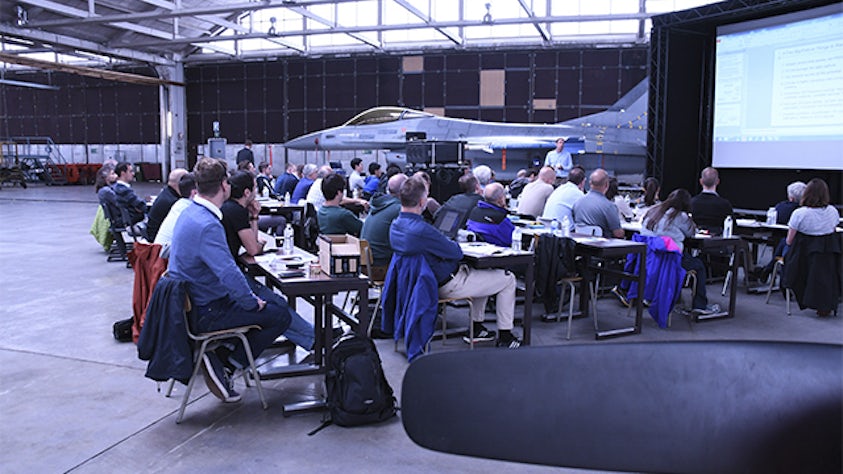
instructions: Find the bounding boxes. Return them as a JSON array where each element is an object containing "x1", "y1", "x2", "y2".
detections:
[{"x1": 284, "y1": 79, "x2": 648, "y2": 181}]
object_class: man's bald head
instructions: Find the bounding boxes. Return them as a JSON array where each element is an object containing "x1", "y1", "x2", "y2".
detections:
[
  {"x1": 539, "y1": 166, "x2": 556, "y2": 184},
  {"x1": 700, "y1": 167, "x2": 719, "y2": 190},
  {"x1": 167, "y1": 168, "x2": 188, "y2": 191},
  {"x1": 317, "y1": 165, "x2": 334, "y2": 178},
  {"x1": 388, "y1": 173, "x2": 408, "y2": 196},
  {"x1": 589, "y1": 168, "x2": 609, "y2": 192},
  {"x1": 484, "y1": 182, "x2": 506, "y2": 207}
]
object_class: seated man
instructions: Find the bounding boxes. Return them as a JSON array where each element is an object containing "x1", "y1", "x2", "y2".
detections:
[
  {"x1": 154, "y1": 173, "x2": 197, "y2": 259},
  {"x1": 168, "y1": 157, "x2": 291, "y2": 403},
  {"x1": 433, "y1": 174, "x2": 483, "y2": 231},
  {"x1": 146, "y1": 168, "x2": 188, "y2": 242},
  {"x1": 318, "y1": 174, "x2": 363, "y2": 236},
  {"x1": 517, "y1": 166, "x2": 556, "y2": 218},
  {"x1": 306, "y1": 165, "x2": 335, "y2": 210},
  {"x1": 348, "y1": 157, "x2": 365, "y2": 195},
  {"x1": 466, "y1": 182, "x2": 515, "y2": 247},
  {"x1": 509, "y1": 168, "x2": 536, "y2": 199},
  {"x1": 113, "y1": 161, "x2": 148, "y2": 230},
  {"x1": 274, "y1": 162, "x2": 299, "y2": 199},
  {"x1": 690, "y1": 167, "x2": 733, "y2": 233},
  {"x1": 255, "y1": 162, "x2": 275, "y2": 197},
  {"x1": 221, "y1": 170, "x2": 315, "y2": 352},
  {"x1": 363, "y1": 162, "x2": 383, "y2": 198},
  {"x1": 361, "y1": 173, "x2": 408, "y2": 269},
  {"x1": 390, "y1": 176, "x2": 521, "y2": 348},
  {"x1": 291, "y1": 163, "x2": 318, "y2": 203},
  {"x1": 572, "y1": 168, "x2": 625, "y2": 239},
  {"x1": 542, "y1": 165, "x2": 586, "y2": 230}
]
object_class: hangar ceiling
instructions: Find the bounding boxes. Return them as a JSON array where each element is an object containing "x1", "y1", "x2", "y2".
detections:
[{"x1": 1, "y1": 0, "x2": 719, "y2": 70}]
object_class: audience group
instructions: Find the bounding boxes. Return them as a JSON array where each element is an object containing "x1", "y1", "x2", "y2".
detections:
[{"x1": 94, "y1": 139, "x2": 840, "y2": 404}]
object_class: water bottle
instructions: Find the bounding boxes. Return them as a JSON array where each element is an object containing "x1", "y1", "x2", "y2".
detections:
[
  {"x1": 550, "y1": 219, "x2": 560, "y2": 237},
  {"x1": 766, "y1": 207, "x2": 777, "y2": 225},
  {"x1": 352, "y1": 188, "x2": 360, "y2": 200},
  {"x1": 723, "y1": 215, "x2": 733, "y2": 238},
  {"x1": 561, "y1": 215, "x2": 571, "y2": 237},
  {"x1": 284, "y1": 192, "x2": 291, "y2": 205},
  {"x1": 283, "y1": 223, "x2": 294, "y2": 254},
  {"x1": 511, "y1": 227, "x2": 522, "y2": 251},
  {"x1": 262, "y1": 186, "x2": 269, "y2": 198}
]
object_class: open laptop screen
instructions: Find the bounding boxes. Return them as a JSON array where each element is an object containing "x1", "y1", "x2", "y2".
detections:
[{"x1": 434, "y1": 208, "x2": 464, "y2": 240}]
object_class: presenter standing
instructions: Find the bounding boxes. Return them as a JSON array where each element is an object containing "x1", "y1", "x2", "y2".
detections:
[{"x1": 545, "y1": 138, "x2": 573, "y2": 182}]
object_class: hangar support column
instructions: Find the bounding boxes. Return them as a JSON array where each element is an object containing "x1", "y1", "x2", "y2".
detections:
[{"x1": 156, "y1": 60, "x2": 187, "y2": 178}]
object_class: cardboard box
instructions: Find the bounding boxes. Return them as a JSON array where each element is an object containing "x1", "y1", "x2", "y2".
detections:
[{"x1": 318, "y1": 234, "x2": 361, "y2": 277}]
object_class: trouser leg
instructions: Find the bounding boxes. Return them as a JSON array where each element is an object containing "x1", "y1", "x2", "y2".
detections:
[
  {"x1": 682, "y1": 254, "x2": 708, "y2": 309},
  {"x1": 439, "y1": 265, "x2": 516, "y2": 330},
  {"x1": 248, "y1": 278, "x2": 314, "y2": 350}
]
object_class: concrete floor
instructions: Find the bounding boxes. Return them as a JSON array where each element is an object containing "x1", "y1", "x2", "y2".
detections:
[{"x1": 1, "y1": 181, "x2": 840, "y2": 474}]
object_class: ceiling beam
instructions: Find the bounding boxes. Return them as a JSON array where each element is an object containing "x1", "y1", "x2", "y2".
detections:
[
  {"x1": 0, "y1": 23, "x2": 174, "y2": 65},
  {"x1": 120, "y1": 12, "x2": 652, "y2": 49},
  {"x1": 24, "y1": 0, "x2": 363, "y2": 28},
  {"x1": 393, "y1": 0, "x2": 462, "y2": 45},
  {"x1": 0, "y1": 78, "x2": 60, "y2": 90},
  {"x1": 516, "y1": 0, "x2": 550, "y2": 42},
  {"x1": 0, "y1": 51, "x2": 184, "y2": 86},
  {"x1": 288, "y1": 6, "x2": 381, "y2": 50}
]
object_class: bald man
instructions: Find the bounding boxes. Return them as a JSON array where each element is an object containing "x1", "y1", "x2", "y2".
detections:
[
  {"x1": 572, "y1": 168, "x2": 624, "y2": 238},
  {"x1": 361, "y1": 173, "x2": 409, "y2": 269},
  {"x1": 146, "y1": 167, "x2": 188, "y2": 242},
  {"x1": 690, "y1": 166, "x2": 733, "y2": 233},
  {"x1": 516, "y1": 166, "x2": 556, "y2": 218},
  {"x1": 467, "y1": 182, "x2": 516, "y2": 247}
]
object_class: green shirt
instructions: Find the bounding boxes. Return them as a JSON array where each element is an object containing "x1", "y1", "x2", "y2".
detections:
[{"x1": 318, "y1": 205, "x2": 363, "y2": 236}]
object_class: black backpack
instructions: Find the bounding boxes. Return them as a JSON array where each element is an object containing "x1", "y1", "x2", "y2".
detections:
[{"x1": 311, "y1": 332, "x2": 396, "y2": 433}]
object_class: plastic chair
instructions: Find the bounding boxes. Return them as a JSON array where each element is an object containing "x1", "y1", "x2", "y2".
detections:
[
  {"x1": 98, "y1": 188, "x2": 138, "y2": 264},
  {"x1": 165, "y1": 294, "x2": 268, "y2": 423}
]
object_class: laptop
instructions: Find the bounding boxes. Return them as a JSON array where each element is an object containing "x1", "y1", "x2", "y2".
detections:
[{"x1": 433, "y1": 208, "x2": 466, "y2": 240}]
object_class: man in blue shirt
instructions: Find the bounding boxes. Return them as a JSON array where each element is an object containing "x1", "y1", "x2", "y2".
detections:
[
  {"x1": 390, "y1": 176, "x2": 521, "y2": 348},
  {"x1": 291, "y1": 164, "x2": 318, "y2": 203},
  {"x1": 169, "y1": 158, "x2": 291, "y2": 403},
  {"x1": 466, "y1": 182, "x2": 515, "y2": 247},
  {"x1": 274, "y1": 162, "x2": 300, "y2": 198},
  {"x1": 544, "y1": 138, "x2": 573, "y2": 180}
]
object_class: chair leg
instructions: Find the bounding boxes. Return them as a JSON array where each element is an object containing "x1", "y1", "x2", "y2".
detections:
[
  {"x1": 555, "y1": 283, "x2": 566, "y2": 323},
  {"x1": 786, "y1": 288, "x2": 792, "y2": 316},
  {"x1": 721, "y1": 253, "x2": 735, "y2": 296},
  {"x1": 165, "y1": 378, "x2": 176, "y2": 397},
  {"x1": 176, "y1": 343, "x2": 210, "y2": 424},
  {"x1": 566, "y1": 282, "x2": 576, "y2": 340},
  {"x1": 236, "y1": 333, "x2": 268, "y2": 410},
  {"x1": 590, "y1": 282, "x2": 599, "y2": 331},
  {"x1": 765, "y1": 260, "x2": 783, "y2": 304}
]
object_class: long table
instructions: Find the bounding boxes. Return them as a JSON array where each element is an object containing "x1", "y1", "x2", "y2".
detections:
[{"x1": 458, "y1": 243, "x2": 536, "y2": 345}]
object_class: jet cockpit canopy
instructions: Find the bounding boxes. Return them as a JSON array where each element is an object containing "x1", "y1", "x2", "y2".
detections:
[{"x1": 344, "y1": 107, "x2": 435, "y2": 126}]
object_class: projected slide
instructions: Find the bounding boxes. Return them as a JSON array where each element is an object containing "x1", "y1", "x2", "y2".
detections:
[{"x1": 713, "y1": 5, "x2": 843, "y2": 170}]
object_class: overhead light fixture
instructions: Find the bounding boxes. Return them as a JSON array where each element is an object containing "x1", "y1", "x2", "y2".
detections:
[
  {"x1": 0, "y1": 78, "x2": 59, "y2": 90},
  {"x1": 268, "y1": 17, "x2": 277, "y2": 36},
  {"x1": 482, "y1": 3, "x2": 493, "y2": 24},
  {"x1": 16, "y1": 5, "x2": 28, "y2": 26}
]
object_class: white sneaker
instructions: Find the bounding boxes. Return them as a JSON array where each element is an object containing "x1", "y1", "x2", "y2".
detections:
[{"x1": 694, "y1": 304, "x2": 721, "y2": 315}]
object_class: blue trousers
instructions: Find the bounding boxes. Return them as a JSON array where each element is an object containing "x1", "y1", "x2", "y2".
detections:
[{"x1": 193, "y1": 279, "x2": 313, "y2": 368}]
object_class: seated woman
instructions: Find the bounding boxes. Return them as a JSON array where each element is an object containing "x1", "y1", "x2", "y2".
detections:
[
  {"x1": 634, "y1": 177, "x2": 661, "y2": 222},
  {"x1": 784, "y1": 178, "x2": 841, "y2": 317},
  {"x1": 640, "y1": 188, "x2": 719, "y2": 315}
]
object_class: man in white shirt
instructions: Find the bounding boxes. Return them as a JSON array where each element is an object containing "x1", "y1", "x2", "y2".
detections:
[
  {"x1": 154, "y1": 173, "x2": 197, "y2": 258},
  {"x1": 542, "y1": 166, "x2": 586, "y2": 230},
  {"x1": 348, "y1": 158, "x2": 365, "y2": 195},
  {"x1": 516, "y1": 166, "x2": 556, "y2": 218},
  {"x1": 544, "y1": 138, "x2": 573, "y2": 180}
]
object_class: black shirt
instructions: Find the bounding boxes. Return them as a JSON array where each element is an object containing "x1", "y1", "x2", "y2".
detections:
[
  {"x1": 146, "y1": 185, "x2": 180, "y2": 241},
  {"x1": 691, "y1": 191, "x2": 733, "y2": 232},
  {"x1": 433, "y1": 192, "x2": 482, "y2": 232},
  {"x1": 236, "y1": 147, "x2": 254, "y2": 165},
  {"x1": 221, "y1": 199, "x2": 251, "y2": 259}
]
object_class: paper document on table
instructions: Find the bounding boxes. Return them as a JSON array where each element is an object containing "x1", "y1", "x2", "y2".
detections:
[
  {"x1": 459, "y1": 242, "x2": 513, "y2": 257},
  {"x1": 736, "y1": 219, "x2": 759, "y2": 227}
]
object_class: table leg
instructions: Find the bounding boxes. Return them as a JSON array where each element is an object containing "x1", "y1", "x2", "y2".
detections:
[{"x1": 523, "y1": 261, "x2": 534, "y2": 345}]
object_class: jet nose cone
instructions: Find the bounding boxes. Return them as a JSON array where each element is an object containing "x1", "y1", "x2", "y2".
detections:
[{"x1": 284, "y1": 132, "x2": 321, "y2": 150}]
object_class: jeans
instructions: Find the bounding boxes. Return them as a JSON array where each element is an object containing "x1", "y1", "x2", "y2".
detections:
[
  {"x1": 247, "y1": 278, "x2": 314, "y2": 351},
  {"x1": 194, "y1": 291, "x2": 290, "y2": 369},
  {"x1": 681, "y1": 253, "x2": 708, "y2": 309}
]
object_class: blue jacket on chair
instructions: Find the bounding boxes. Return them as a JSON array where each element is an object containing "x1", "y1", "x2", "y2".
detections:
[
  {"x1": 624, "y1": 234, "x2": 686, "y2": 328},
  {"x1": 382, "y1": 253, "x2": 439, "y2": 362}
]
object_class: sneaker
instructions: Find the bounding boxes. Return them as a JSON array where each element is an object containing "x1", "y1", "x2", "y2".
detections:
[
  {"x1": 611, "y1": 286, "x2": 631, "y2": 308},
  {"x1": 496, "y1": 333, "x2": 521, "y2": 349},
  {"x1": 693, "y1": 304, "x2": 721, "y2": 316},
  {"x1": 202, "y1": 353, "x2": 241, "y2": 403},
  {"x1": 462, "y1": 327, "x2": 496, "y2": 344}
]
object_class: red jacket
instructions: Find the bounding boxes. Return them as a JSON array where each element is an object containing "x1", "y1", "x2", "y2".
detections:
[{"x1": 128, "y1": 243, "x2": 167, "y2": 343}]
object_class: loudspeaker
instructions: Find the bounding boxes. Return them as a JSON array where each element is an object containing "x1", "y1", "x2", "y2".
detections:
[{"x1": 406, "y1": 141, "x2": 463, "y2": 165}]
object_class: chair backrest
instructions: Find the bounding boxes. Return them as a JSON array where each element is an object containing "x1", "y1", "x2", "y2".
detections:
[
  {"x1": 302, "y1": 202, "x2": 320, "y2": 252},
  {"x1": 98, "y1": 187, "x2": 127, "y2": 229},
  {"x1": 402, "y1": 341, "x2": 843, "y2": 473},
  {"x1": 575, "y1": 224, "x2": 602, "y2": 237}
]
